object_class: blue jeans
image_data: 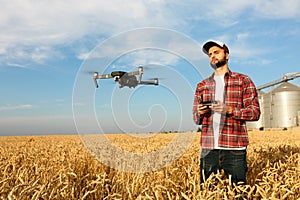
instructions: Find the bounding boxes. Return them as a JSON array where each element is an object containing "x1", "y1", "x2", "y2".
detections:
[{"x1": 200, "y1": 149, "x2": 247, "y2": 184}]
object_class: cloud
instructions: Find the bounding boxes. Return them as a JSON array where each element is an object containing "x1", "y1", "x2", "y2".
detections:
[
  {"x1": 0, "y1": 1, "x2": 179, "y2": 66},
  {"x1": 6, "y1": 62, "x2": 31, "y2": 69},
  {"x1": 253, "y1": 0, "x2": 300, "y2": 19},
  {"x1": 171, "y1": 0, "x2": 300, "y2": 26},
  {"x1": 0, "y1": 3, "x2": 201, "y2": 47},
  {"x1": 0, "y1": 104, "x2": 34, "y2": 111},
  {"x1": 1, "y1": 0, "x2": 299, "y2": 68}
]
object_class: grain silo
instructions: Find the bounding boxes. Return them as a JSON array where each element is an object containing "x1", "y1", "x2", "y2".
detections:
[{"x1": 263, "y1": 82, "x2": 300, "y2": 128}]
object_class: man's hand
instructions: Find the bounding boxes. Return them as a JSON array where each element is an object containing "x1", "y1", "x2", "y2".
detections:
[
  {"x1": 197, "y1": 104, "x2": 211, "y2": 115},
  {"x1": 211, "y1": 100, "x2": 233, "y2": 115}
]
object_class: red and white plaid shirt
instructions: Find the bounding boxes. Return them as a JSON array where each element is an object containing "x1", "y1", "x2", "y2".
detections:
[{"x1": 193, "y1": 71, "x2": 260, "y2": 149}]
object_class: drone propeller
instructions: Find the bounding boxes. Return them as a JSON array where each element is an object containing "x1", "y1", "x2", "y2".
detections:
[
  {"x1": 140, "y1": 78, "x2": 159, "y2": 85},
  {"x1": 146, "y1": 77, "x2": 163, "y2": 80},
  {"x1": 82, "y1": 70, "x2": 112, "y2": 78},
  {"x1": 145, "y1": 77, "x2": 166, "y2": 81},
  {"x1": 139, "y1": 65, "x2": 158, "y2": 70},
  {"x1": 81, "y1": 70, "x2": 95, "y2": 75}
]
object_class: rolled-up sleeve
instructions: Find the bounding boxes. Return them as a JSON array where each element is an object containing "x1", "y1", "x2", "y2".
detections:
[
  {"x1": 233, "y1": 76, "x2": 260, "y2": 121},
  {"x1": 193, "y1": 83, "x2": 202, "y2": 125}
]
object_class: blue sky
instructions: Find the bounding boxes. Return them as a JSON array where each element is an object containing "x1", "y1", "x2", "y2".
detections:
[{"x1": 0, "y1": 0, "x2": 300, "y2": 135}]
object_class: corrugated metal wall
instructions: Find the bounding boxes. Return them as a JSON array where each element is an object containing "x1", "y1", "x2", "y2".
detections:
[{"x1": 247, "y1": 82, "x2": 300, "y2": 129}]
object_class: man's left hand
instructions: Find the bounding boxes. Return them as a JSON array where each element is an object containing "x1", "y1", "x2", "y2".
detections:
[{"x1": 212, "y1": 100, "x2": 233, "y2": 115}]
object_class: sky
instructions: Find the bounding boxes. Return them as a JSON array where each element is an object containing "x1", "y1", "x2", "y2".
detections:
[{"x1": 1, "y1": 0, "x2": 300, "y2": 135}]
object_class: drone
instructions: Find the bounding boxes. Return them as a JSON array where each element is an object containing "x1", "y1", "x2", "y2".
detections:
[{"x1": 93, "y1": 66, "x2": 159, "y2": 88}]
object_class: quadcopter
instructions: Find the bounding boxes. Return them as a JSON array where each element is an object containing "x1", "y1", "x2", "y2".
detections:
[{"x1": 93, "y1": 66, "x2": 159, "y2": 88}]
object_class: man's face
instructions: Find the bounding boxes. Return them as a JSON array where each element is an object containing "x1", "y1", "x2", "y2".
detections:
[{"x1": 208, "y1": 46, "x2": 229, "y2": 69}]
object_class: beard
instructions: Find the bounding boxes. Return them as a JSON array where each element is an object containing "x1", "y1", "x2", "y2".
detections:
[{"x1": 210, "y1": 57, "x2": 227, "y2": 69}]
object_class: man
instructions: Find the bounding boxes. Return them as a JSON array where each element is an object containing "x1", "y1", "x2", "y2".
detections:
[{"x1": 193, "y1": 40, "x2": 260, "y2": 185}]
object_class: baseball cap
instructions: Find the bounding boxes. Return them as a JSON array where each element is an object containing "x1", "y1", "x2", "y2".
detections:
[{"x1": 202, "y1": 40, "x2": 229, "y2": 55}]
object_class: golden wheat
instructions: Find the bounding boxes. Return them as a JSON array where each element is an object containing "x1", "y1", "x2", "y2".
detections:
[{"x1": 0, "y1": 130, "x2": 299, "y2": 199}]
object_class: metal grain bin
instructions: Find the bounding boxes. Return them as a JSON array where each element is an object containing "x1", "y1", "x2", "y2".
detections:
[{"x1": 263, "y1": 82, "x2": 300, "y2": 128}]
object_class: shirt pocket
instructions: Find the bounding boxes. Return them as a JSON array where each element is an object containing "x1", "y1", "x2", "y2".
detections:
[{"x1": 201, "y1": 86, "x2": 214, "y2": 102}]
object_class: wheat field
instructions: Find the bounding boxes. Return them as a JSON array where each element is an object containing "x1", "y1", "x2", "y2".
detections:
[{"x1": 0, "y1": 130, "x2": 299, "y2": 199}]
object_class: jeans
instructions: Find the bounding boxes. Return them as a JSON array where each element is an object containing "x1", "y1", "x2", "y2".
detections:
[{"x1": 200, "y1": 149, "x2": 247, "y2": 184}]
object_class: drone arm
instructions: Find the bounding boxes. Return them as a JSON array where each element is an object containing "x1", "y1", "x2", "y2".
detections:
[
  {"x1": 127, "y1": 66, "x2": 144, "y2": 77},
  {"x1": 93, "y1": 73, "x2": 113, "y2": 88},
  {"x1": 98, "y1": 74, "x2": 113, "y2": 79},
  {"x1": 127, "y1": 71, "x2": 139, "y2": 76}
]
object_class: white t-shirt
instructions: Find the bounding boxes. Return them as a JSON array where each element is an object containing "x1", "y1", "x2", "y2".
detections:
[
  {"x1": 213, "y1": 75, "x2": 225, "y2": 149},
  {"x1": 213, "y1": 74, "x2": 246, "y2": 150}
]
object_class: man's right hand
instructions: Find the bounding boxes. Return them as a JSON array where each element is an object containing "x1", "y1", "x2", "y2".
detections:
[{"x1": 197, "y1": 105, "x2": 211, "y2": 115}]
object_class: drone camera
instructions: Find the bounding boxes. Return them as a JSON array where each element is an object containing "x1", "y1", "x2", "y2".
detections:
[{"x1": 114, "y1": 76, "x2": 120, "y2": 82}]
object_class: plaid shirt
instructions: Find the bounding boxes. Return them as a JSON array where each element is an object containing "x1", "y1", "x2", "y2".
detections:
[{"x1": 193, "y1": 71, "x2": 260, "y2": 149}]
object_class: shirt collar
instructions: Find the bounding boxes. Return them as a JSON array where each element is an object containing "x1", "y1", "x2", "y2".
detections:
[{"x1": 208, "y1": 70, "x2": 232, "y2": 80}]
